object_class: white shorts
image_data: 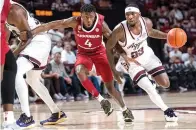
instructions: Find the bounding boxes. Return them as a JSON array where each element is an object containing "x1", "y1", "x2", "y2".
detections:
[
  {"x1": 20, "y1": 33, "x2": 51, "y2": 68},
  {"x1": 116, "y1": 53, "x2": 165, "y2": 83}
]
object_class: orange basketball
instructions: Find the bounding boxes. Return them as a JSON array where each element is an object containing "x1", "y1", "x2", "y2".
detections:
[{"x1": 167, "y1": 28, "x2": 187, "y2": 48}]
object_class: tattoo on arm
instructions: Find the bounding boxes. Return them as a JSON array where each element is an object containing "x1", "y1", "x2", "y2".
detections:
[{"x1": 144, "y1": 17, "x2": 167, "y2": 39}]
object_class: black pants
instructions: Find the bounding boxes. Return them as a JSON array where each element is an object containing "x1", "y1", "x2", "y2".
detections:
[{"x1": 1, "y1": 50, "x2": 17, "y2": 104}]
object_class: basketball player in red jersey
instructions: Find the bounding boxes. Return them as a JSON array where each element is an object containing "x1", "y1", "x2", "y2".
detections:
[
  {"x1": 1, "y1": 0, "x2": 18, "y2": 129},
  {"x1": 20, "y1": 4, "x2": 134, "y2": 122}
]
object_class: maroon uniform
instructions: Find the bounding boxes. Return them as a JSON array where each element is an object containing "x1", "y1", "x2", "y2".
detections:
[
  {"x1": 74, "y1": 13, "x2": 113, "y2": 82},
  {"x1": 1, "y1": 0, "x2": 11, "y2": 65}
]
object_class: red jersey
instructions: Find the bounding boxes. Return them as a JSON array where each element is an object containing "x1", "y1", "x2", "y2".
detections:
[
  {"x1": 74, "y1": 13, "x2": 106, "y2": 55},
  {"x1": 1, "y1": 0, "x2": 11, "y2": 65}
]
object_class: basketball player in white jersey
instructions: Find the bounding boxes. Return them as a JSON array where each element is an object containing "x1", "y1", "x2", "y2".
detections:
[
  {"x1": 106, "y1": 3, "x2": 178, "y2": 122},
  {"x1": 6, "y1": 1, "x2": 67, "y2": 128}
]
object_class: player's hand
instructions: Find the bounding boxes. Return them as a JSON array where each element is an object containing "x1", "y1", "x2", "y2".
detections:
[
  {"x1": 113, "y1": 70, "x2": 123, "y2": 84},
  {"x1": 64, "y1": 77, "x2": 72, "y2": 84},
  {"x1": 20, "y1": 31, "x2": 28, "y2": 41}
]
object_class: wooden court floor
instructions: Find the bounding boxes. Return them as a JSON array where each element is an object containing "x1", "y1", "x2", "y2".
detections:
[{"x1": 1, "y1": 91, "x2": 196, "y2": 130}]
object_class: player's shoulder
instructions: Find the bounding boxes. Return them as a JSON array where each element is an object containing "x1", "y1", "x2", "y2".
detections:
[
  {"x1": 142, "y1": 17, "x2": 152, "y2": 25},
  {"x1": 113, "y1": 21, "x2": 125, "y2": 32}
]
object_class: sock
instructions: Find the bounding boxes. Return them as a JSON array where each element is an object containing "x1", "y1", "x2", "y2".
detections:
[
  {"x1": 26, "y1": 70, "x2": 60, "y2": 113},
  {"x1": 121, "y1": 106, "x2": 127, "y2": 111},
  {"x1": 96, "y1": 94, "x2": 104, "y2": 102},
  {"x1": 81, "y1": 79, "x2": 99, "y2": 97},
  {"x1": 15, "y1": 57, "x2": 34, "y2": 117},
  {"x1": 3, "y1": 111, "x2": 15, "y2": 123},
  {"x1": 137, "y1": 77, "x2": 168, "y2": 111}
]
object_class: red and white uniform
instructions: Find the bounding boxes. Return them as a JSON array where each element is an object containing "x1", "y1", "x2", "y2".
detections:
[
  {"x1": 74, "y1": 13, "x2": 113, "y2": 82},
  {"x1": 1, "y1": 0, "x2": 11, "y2": 65},
  {"x1": 116, "y1": 17, "x2": 165, "y2": 83}
]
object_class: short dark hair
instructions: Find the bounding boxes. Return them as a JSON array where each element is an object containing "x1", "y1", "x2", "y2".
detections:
[
  {"x1": 80, "y1": 4, "x2": 96, "y2": 13},
  {"x1": 126, "y1": 3, "x2": 139, "y2": 9}
]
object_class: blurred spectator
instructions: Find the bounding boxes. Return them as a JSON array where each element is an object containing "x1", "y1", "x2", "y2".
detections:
[
  {"x1": 168, "y1": 4, "x2": 183, "y2": 23},
  {"x1": 51, "y1": 0, "x2": 72, "y2": 11},
  {"x1": 41, "y1": 56, "x2": 66, "y2": 100},
  {"x1": 61, "y1": 44, "x2": 76, "y2": 64},
  {"x1": 190, "y1": 16, "x2": 196, "y2": 27},
  {"x1": 169, "y1": 48, "x2": 182, "y2": 63},
  {"x1": 184, "y1": 56, "x2": 196, "y2": 68},
  {"x1": 181, "y1": 47, "x2": 196, "y2": 62},
  {"x1": 63, "y1": 31, "x2": 76, "y2": 49},
  {"x1": 52, "y1": 41, "x2": 63, "y2": 56},
  {"x1": 48, "y1": 29, "x2": 64, "y2": 47}
]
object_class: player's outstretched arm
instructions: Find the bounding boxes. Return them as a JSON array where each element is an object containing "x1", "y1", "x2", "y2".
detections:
[
  {"x1": 144, "y1": 17, "x2": 167, "y2": 39},
  {"x1": 31, "y1": 17, "x2": 76, "y2": 36}
]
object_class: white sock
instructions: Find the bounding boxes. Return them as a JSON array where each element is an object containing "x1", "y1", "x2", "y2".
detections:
[
  {"x1": 3, "y1": 111, "x2": 15, "y2": 123},
  {"x1": 96, "y1": 94, "x2": 104, "y2": 102},
  {"x1": 26, "y1": 70, "x2": 60, "y2": 113},
  {"x1": 15, "y1": 57, "x2": 34, "y2": 117},
  {"x1": 137, "y1": 77, "x2": 168, "y2": 111},
  {"x1": 121, "y1": 106, "x2": 127, "y2": 111}
]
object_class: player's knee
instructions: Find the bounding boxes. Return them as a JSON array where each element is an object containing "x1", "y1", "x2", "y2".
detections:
[
  {"x1": 160, "y1": 78, "x2": 170, "y2": 88},
  {"x1": 75, "y1": 65, "x2": 88, "y2": 80}
]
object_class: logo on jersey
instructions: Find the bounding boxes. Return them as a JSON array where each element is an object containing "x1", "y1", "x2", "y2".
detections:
[
  {"x1": 77, "y1": 34, "x2": 101, "y2": 39},
  {"x1": 127, "y1": 42, "x2": 143, "y2": 50},
  {"x1": 95, "y1": 28, "x2": 99, "y2": 32}
]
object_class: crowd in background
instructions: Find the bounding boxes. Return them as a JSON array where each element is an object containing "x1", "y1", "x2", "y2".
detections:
[{"x1": 10, "y1": 0, "x2": 196, "y2": 103}]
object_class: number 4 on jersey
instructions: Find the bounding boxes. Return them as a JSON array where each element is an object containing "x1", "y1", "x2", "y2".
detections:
[{"x1": 84, "y1": 39, "x2": 92, "y2": 47}]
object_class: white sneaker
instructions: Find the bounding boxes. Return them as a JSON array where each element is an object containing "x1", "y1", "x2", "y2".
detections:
[
  {"x1": 53, "y1": 94, "x2": 61, "y2": 100},
  {"x1": 2, "y1": 121, "x2": 21, "y2": 130},
  {"x1": 164, "y1": 108, "x2": 178, "y2": 122},
  {"x1": 58, "y1": 93, "x2": 66, "y2": 100}
]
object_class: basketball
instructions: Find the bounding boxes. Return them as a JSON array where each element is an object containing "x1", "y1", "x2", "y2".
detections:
[{"x1": 167, "y1": 28, "x2": 187, "y2": 48}]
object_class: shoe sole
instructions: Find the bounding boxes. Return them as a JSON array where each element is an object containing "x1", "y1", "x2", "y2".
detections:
[
  {"x1": 41, "y1": 117, "x2": 67, "y2": 125},
  {"x1": 124, "y1": 118, "x2": 134, "y2": 122},
  {"x1": 20, "y1": 123, "x2": 36, "y2": 130}
]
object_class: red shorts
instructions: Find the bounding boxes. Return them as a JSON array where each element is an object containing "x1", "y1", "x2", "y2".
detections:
[{"x1": 75, "y1": 53, "x2": 113, "y2": 82}]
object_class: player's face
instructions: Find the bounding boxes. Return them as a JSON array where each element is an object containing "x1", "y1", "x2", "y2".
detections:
[
  {"x1": 81, "y1": 12, "x2": 96, "y2": 28},
  {"x1": 125, "y1": 12, "x2": 140, "y2": 27}
]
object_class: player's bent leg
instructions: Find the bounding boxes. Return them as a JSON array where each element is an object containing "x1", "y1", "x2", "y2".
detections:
[
  {"x1": 153, "y1": 73, "x2": 170, "y2": 88},
  {"x1": 25, "y1": 70, "x2": 67, "y2": 125},
  {"x1": 134, "y1": 72, "x2": 178, "y2": 122},
  {"x1": 15, "y1": 57, "x2": 35, "y2": 128},
  {"x1": 75, "y1": 64, "x2": 113, "y2": 116}
]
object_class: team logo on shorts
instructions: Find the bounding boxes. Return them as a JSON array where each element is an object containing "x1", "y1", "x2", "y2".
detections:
[{"x1": 95, "y1": 28, "x2": 99, "y2": 32}]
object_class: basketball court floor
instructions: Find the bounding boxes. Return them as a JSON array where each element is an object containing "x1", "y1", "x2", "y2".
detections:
[{"x1": 1, "y1": 91, "x2": 196, "y2": 130}]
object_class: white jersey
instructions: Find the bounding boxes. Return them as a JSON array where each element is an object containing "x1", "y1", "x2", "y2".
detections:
[{"x1": 118, "y1": 17, "x2": 155, "y2": 64}]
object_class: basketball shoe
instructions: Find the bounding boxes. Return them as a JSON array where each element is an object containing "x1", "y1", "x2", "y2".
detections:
[
  {"x1": 100, "y1": 99, "x2": 114, "y2": 116},
  {"x1": 40, "y1": 111, "x2": 67, "y2": 125},
  {"x1": 16, "y1": 113, "x2": 35, "y2": 128},
  {"x1": 122, "y1": 108, "x2": 134, "y2": 122},
  {"x1": 164, "y1": 108, "x2": 178, "y2": 122}
]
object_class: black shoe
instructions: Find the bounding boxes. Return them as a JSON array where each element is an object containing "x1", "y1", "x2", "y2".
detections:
[
  {"x1": 100, "y1": 99, "x2": 114, "y2": 116},
  {"x1": 16, "y1": 113, "x2": 35, "y2": 128},
  {"x1": 122, "y1": 108, "x2": 134, "y2": 122},
  {"x1": 40, "y1": 111, "x2": 67, "y2": 125}
]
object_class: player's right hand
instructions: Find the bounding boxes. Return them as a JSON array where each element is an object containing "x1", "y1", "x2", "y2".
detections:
[{"x1": 113, "y1": 70, "x2": 123, "y2": 84}]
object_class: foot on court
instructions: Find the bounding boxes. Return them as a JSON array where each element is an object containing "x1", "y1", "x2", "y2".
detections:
[
  {"x1": 122, "y1": 108, "x2": 134, "y2": 122},
  {"x1": 2, "y1": 121, "x2": 21, "y2": 130},
  {"x1": 40, "y1": 111, "x2": 67, "y2": 125},
  {"x1": 100, "y1": 99, "x2": 114, "y2": 116},
  {"x1": 16, "y1": 113, "x2": 35, "y2": 128},
  {"x1": 164, "y1": 108, "x2": 178, "y2": 122}
]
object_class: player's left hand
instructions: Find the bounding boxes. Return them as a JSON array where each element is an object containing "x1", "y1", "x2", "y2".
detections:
[{"x1": 20, "y1": 31, "x2": 28, "y2": 41}]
